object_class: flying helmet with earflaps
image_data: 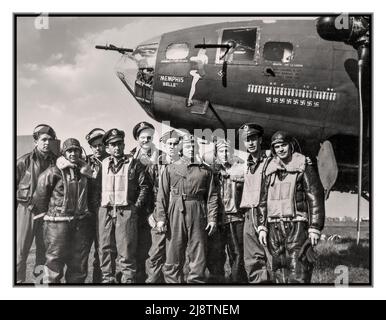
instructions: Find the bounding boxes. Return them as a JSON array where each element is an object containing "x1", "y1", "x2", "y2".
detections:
[{"x1": 270, "y1": 131, "x2": 295, "y2": 155}]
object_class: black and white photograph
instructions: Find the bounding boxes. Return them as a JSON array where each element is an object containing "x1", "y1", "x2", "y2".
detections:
[{"x1": 15, "y1": 14, "x2": 371, "y2": 286}]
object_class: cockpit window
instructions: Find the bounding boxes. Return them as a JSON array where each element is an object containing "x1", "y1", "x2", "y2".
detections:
[
  {"x1": 263, "y1": 42, "x2": 294, "y2": 63},
  {"x1": 165, "y1": 43, "x2": 189, "y2": 60},
  {"x1": 217, "y1": 27, "x2": 259, "y2": 64}
]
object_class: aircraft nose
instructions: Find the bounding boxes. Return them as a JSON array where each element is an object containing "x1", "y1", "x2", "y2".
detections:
[{"x1": 115, "y1": 41, "x2": 159, "y2": 119}]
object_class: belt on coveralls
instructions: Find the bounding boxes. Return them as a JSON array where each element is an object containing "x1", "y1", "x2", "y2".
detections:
[{"x1": 170, "y1": 194, "x2": 205, "y2": 201}]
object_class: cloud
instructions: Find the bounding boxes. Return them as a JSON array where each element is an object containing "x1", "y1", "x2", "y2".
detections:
[
  {"x1": 38, "y1": 103, "x2": 66, "y2": 116},
  {"x1": 48, "y1": 53, "x2": 64, "y2": 63},
  {"x1": 19, "y1": 77, "x2": 37, "y2": 88},
  {"x1": 23, "y1": 63, "x2": 39, "y2": 72}
]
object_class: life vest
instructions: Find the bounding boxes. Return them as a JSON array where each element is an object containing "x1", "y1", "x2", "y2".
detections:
[
  {"x1": 101, "y1": 158, "x2": 131, "y2": 207},
  {"x1": 240, "y1": 158, "x2": 267, "y2": 208},
  {"x1": 267, "y1": 172, "x2": 298, "y2": 218}
]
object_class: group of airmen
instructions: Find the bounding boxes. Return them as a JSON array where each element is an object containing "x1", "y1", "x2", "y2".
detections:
[{"x1": 16, "y1": 121, "x2": 325, "y2": 284}]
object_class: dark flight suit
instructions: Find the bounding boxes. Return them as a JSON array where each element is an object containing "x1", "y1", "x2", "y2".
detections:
[
  {"x1": 258, "y1": 153, "x2": 325, "y2": 283},
  {"x1": 208, "y1": 160, "x2": 248, "y2": 283},
  {"x1": 240, "y1": 154, "x2": 271, "y2": 283},
  {"x1": 156, "y1": 158, "x2": 218, "y2": 283},
  {"x1": 145, "y1": 154, "x2": 170, "y2": 283},
  {"x1": 130, "y1": 146, "x2": 160, "y2": 283},
  {"x1": 86, "y1": 154, "x2": 106, "y2": 283},
  {"x1": 16, "y1": 148, "x2": 57, "y2": 283}
]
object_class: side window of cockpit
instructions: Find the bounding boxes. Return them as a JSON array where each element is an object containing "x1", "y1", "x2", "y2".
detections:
[
  {"x1": 165, "y1": 43, "x2": 190, "y2": 60},
  {"x1": 217, "y1": 28, "x2": 259, "y2": 64},
  {"x1": 263, "y1": 42, "x2": 294, "y2": 63}
]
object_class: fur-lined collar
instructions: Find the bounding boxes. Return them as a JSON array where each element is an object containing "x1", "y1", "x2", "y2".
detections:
[
  {"x1": 265, "y1": 152, "x2": 306, "y2": 176},
  {"x1": 56, "y1": 156, "x2": 93, "y2": 178}
]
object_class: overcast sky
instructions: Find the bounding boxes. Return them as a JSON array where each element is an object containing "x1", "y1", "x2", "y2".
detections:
[{"x1": 16, "y1": 15, "x2": 368, "y2": 218}]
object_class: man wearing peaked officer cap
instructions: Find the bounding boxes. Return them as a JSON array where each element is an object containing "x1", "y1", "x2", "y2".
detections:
[
  {"x1": 130, "y1": 122, "x2": 160, "y2": 283},
  {"x1": 102, "y1": 128, "x2": 125, "y2": 145},
  {"x1": 98, "y1": 128, "x2": 150, "y2": 283},
  {"x1": 16, "y1": 124, "x2": 57, "y2": 283},
  {"x1": 132, "y1": 121, "x2": 155, "y2": 140},
  {"x1": 239, "y1": 123, "x2": 264, "y2": 140},
  {"x1": 85, "y1": 128, "x2": 107, "y2": 283},
  {"x1": 238, "y1": 122, "x2": 271, "y2": 283},
  {"x1": 31, "y1": 137, "x2": 94, "y2": 283}
]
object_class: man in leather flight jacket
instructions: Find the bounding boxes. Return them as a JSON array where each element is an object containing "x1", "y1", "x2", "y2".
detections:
[
  {"x1": 32, "y1": 138, "x2": 94, "y2": 283},
  {"x1": 257, "y1": 131, "x2": 325, "y2": 283},
  {"x1": 16, "y1": 124, "x2": 57, "y2": 283}
]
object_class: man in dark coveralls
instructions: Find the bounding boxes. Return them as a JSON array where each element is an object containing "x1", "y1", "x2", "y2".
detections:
[
  {"x1": 145, "y1": 129, "x2": 182, "y2": 283},
  {"x1": 155, "y1": 134, "x2": 218, "y2": 283}
]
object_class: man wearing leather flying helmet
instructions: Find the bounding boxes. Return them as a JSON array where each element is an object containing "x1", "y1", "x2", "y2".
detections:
[{"x1": 257, "y1": 131, "x2": 325, "y2": 283}]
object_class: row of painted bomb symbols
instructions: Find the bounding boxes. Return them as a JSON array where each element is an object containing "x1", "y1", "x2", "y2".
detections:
[{"x1": 247, "y1": 84, "x2": 337, "y2": 101}]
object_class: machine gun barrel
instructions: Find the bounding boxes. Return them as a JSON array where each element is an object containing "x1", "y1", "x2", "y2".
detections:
[{"x1": 95, "y1": 44, "x2": 134, "y2": 54}]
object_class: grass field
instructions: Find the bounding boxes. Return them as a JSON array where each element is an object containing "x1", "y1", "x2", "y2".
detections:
[
  {"x1": 311, "y1": 222, "x2": 370, "y2": 284},
  {"x1": 23, "y1": 221, "x2": 370, "y2": 285}
]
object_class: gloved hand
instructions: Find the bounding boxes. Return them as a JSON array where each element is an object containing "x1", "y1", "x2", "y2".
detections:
[{"x1": 298, "y1": 238, "x2": 318, "y2": 264}]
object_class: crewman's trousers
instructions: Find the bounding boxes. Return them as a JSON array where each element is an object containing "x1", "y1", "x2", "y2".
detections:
[
  {"x1": 163, "y1": 200, "x2": 208, "y2": 284},
  {"x1": 88, "y1": 206, "x2": 102, "y2": 283},
  {"x1": 267, "y1": 221, "x2": 313, "y2": 283},
  {"x1": 136, "y1": 212, "x2": 152, "y2": 283},
  {"x1": 207, "y1": 225, "x2": 226, "y2": 283},
  {"x1": 44, "y1": 218, "x2": 92, "y2": 283},
  {"x1": 98, "y1": 206, "x2": 138, "y2": 283},
  {"x1": 145, "y1": 227, "x2": 166, "y2": 283},
  {"x1": 243, "y1": 208, "x2": 271, "y2": 283},
  {"x1": 16, "y1": 203, "x2": 45, "y2": 283}
]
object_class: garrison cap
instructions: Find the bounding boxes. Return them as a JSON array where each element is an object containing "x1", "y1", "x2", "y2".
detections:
[
  {"x1": 62, "y1": 138, "x2": 82, "y2": 154},
  {"x1": 86, "y1": 128, "x2": 105, "y2": 145},
  {"x1": 102, "y1": 128, "x2": 125, "y2": 145},
  {"x1": 33, "y1": 124, "x2": 56, "y2": 140},
  {"x1": 159, "y1": 130, "x2": 182, "y2": 143},
  {"x1": 239, "y1": 123, "x2": 264, "y2": 139},
  {"x1": 132, "y1": 122, "x2": 155, "y2": 140}
]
